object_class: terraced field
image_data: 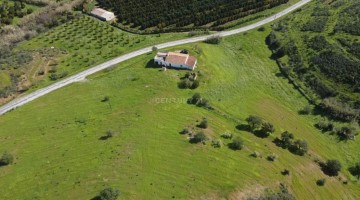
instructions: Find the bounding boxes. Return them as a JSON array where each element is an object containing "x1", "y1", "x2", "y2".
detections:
[{"x1": 1, "y1": 27, "x2": 359, "y2": 199}]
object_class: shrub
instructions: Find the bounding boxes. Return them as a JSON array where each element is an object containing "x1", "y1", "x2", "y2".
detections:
[
  {"x1": 322, "y1": 159, "x2": 342, "y2": 176},
  {"x1": 252, "y1": 184, "x2": 295, "y2": 200},
  {"x1": 106, "y1": 130, "x2": 114, "y2": 138},
  {"x1": 180, "y1": 128, "x2": 189, "y2": 135},
  {"x1": 282, "y1": 169, "x2": 290, "y2": 176},
  {"x1": 299, "y1": 105, "x2": 312, "y2": 115},
  {"x1": 319, "y1": 98, "x2": 359, "y2": 122},
  {"x1": 221, "y1": 132, "x2": 233, "y2": 139},
  {"x1": 198, "y1": 118, "x2": 208, "y2": 129},
  {"x1": 188, "y1": 93, "x2": 202, "y2": 104},
  {"x1": 315, "y1": 120, "x2": 334, "y2": 132},
  {"x1": 211, "y1": 139, "x2": 222, "y2": 148},
  {"x1": 49, "y1": 73, "x2": 58, "y2": 81},
  {"x1": 229, "y1": 136, "x2": 244, "y2": 150},
  {"x1": 204, "y1": 35, "x2": 222, "y2": 44},
  {"x1": 336, "y1": 126, "x2": 357, "y2": 141},
  {"x1": 190, "y1": 132, "x2": 207, "y2": 144},
  {"x1": 251, "y1": 151, "x2": 261, "y2": 158},
  {"x1": 187, "y1": 93, "x2": 212, "y2": 109},
  {"x1": 279, "y1": 131, "x2": 294, "y2": 148},
  {"x1": 261, "y1": 122, "x2": 275, "y2": 136},
  {"x1": 267, "y1": 153, "x2": 277, "y2": 161},
  {"x1": 316, "y1": 179, "x2": 326, "y2": 186},
  {"x1": 246, "y1": 115, "x2": 263, "y2": 131},
  {"x1": 257, "y1": 26, "x2": 265, "y2": 31},
  {"x1": 101, "y1": 96, "x2": 110, "y2": 102},
  {"x1": 350, "y1": 162, "x2": 360, "y2": 179},
  {"x1": 152, "y1": 46, "x2": 158, "y2": 52},
  {"x1": 190, "y1": 80, "x2": 200, "y2": 89},
  {"x1": 0, "y1": 152, "x2": 14, "y2": 166},
  {"x1": 290, "y1": 139, "x2": 308, "y2": 156},
  {"x1": 99, "y1": 187, "x2": 120, "y2": 200}
]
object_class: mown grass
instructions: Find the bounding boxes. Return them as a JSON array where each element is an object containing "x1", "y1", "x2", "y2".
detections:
[{"x1": 0, "y1": 27, "x2": 359, "y2": 199}]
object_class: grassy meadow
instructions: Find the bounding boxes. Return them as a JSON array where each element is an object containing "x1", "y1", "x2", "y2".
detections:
[{"x1": 0, "y1": 27, "x2": 359, "y2": 199}]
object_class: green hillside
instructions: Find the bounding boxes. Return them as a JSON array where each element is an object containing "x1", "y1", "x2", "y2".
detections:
[
  {"x1": 1, "y1": 28, "x2": 359, "y2": 199},
  {"x1": 267, "y1": 0, "x2": 360, "y2": 123}
]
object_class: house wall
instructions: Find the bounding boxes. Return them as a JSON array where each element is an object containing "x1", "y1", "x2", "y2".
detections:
[{"x1": 154, "y1": 58, "x2": 195, "y2": 70}]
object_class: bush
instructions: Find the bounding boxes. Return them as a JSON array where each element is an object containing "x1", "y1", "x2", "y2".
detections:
[
  {"x1": 267, "y1": 153, "x2": 277, "y2": 161},
  {"x1": 106, "y1": 130, "x2": 114, "y2": 138},
  {"x1": 315, "y1": 120, "x2": 334, "y2": 132},
  {"x1": 290, "y1": 139, "x2": 308, "y2": 156},
  {"x1": 349, "y1": 162, "x2": 360, "y2": 179},
  {"x1": 246, "y1": 115, "x2": 263, "y2": 131},
  {"x1": 211, "y1": 139, "x2": 222, "y2": 148},
  {"x1": 101, "y1": 96, "x2": 110, "y2": 102},
  {"x1": 316, "y1": 179, "x2": 326, "y2": 186},
  {"x1": 221, "y1": 132, "x2": 233, "y2": 139},
  {"x1": 198, "y1": 118, "x2": 208, "y2": 129},
  {"x1": 251, "y1": 151, "x2": 261, "y2": 158},
  {"x1": 229, "y1": 136, "x2": 244, "y2": 150},
  {"x1": 0, "y1": 152, "x2": 14, "y2": 166},
  {"x1": 322, "y1": 159, "x2": 342, "y2": 176},
  {"x1": 187, "y1": 93, "x2": 211, "y2": 109},
  {"x1": 180, "y1": 128, "x2": 189, "y2": 135},
  {"x1": 299, "y1": 105, "x2": 312, "y2": 115},
  {"x1": 336, "y1": 126, "x2": 357, "y2": 141},
  {"x1": 282, "y1": 169, "x2": 290, "y2": 176},
  {"x1": 190, "y1": 80, "x2": 200, "y2": 89},
  {"x1": 279, "y1": 131, "x2": 294, "y2": 148},
  {"x1": 251, "y1": 184, "x2": 295, "y2": 200},
  {"x1": 99, "y1": 187, "x2": 120, "y2": 200},
  {"x1": 318, "y1": 98, "x2": 359, "y2": 122},
  {"x1": 257, "y1": 26, "x2": 265, "y2": 31},
  {"x1": 261, "y1": 122, "x2": 275, "y2": 136},
  {"x1": 190, "y1": 132, "x2": 207, "y2": 144},
  {"x1": 204, "y1": 35, "x2": 222, "y2": 44}
]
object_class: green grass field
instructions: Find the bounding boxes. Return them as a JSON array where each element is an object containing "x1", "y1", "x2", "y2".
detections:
[{"x1": 1, "y1": 27, "x2": 359, "y2": 199}]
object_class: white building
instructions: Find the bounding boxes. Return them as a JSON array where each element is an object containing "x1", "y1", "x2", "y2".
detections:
[
  {"x1": 91, "y1": 8, "x2": 116, "y2": 21},
  {"x1": 154, "y1": 52, "x2": 197, "y2": 70}
]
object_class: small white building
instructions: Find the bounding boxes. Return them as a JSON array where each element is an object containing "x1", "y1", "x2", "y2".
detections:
[
  {"x1": 91, "y1": 8, "x2": 116, "y2": 21},
  {"x1": 154, "y1": 52, "x2": 197, "y2": 70}
]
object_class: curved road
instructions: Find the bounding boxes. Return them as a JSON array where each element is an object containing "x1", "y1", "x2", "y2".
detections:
[{"x1": 0, "y1": 0, "x2": 311, "y2": 116}]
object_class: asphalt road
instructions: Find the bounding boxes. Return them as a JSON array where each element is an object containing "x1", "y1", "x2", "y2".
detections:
[{"x1": 0, "y1": 0, "x2": 311, "y2": 116}]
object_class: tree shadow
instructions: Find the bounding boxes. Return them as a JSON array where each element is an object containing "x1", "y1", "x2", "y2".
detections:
[
  {"x1": 319, "y1": 162, "x2": 338, "y2": 177},
  {"x1": 145, "y1": 59, "x2": 159, "y2": 68},
  {"x1": 90, "y1": 196, "x2": 100, "y2": 200},
  {"x1": 235, "y1": 124, "x2": 250, "y2": 132},
  {"x1": 272, "y1": 138, "x2": 286, "y2": 149},
  {"x1": 98, "y1": 135, "x2": 111, "y2": 141},
  {"x1": 227, "y1": 143, "x2": 242, "y2": 151},
  {"x1": 253, "y1": 130, "x2": 269, "y2": 138}
]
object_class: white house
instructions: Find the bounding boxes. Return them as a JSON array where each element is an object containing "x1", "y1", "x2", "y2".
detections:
[
  {"x1": 91, "y1": 8, "x2": 116, "y2": 21},
  {"x1": 154, "y1": 52, "x2": 197, "y2": 70}
]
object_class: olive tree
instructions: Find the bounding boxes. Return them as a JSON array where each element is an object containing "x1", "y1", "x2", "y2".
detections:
[
  {"x1": 99, "y1": 187, "x2": 120, "y2": 200},
  {"x1": 246, "y1": 115, "x2": 263, "y2": 131}
]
